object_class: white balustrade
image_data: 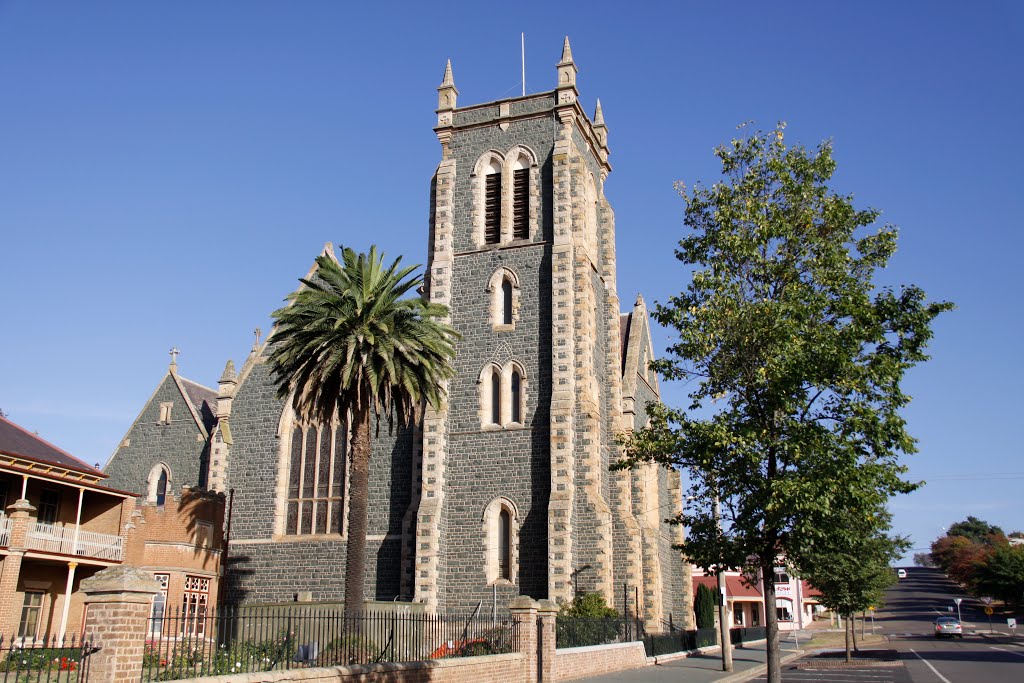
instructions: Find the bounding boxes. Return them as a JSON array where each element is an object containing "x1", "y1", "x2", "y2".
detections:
[
  {"x1": 0, "y1": 516, "x2": 11, "y2": 547},
  {"x1": 26, "y1": 521, "x2": 124, "y2": 561}
]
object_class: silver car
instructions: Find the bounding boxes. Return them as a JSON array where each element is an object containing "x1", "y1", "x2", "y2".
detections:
[{"x1": 934, "y1": 616, "x2": 963, "y2": 638}]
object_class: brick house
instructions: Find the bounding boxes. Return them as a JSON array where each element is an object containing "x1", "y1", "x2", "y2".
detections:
[
  {"x1": 102, "y1": 39, "x2": 693, "y2": 630},
  {"x1": 0, "y1": 413, "x2": 223, "y2": 641}
]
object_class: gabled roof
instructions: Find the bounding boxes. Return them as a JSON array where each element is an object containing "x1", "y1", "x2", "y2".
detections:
[
  {"x1": 180, "y1": 377, "x2": 218, "y2": 434},
  {"x1": 693, "y1": 574, "x2": 764, "y2": 600},
  {"x1": 0, "y1": 414, "x2": 104, "y2": 476},
  {"x1": 620, "y1": 294, "x2": 660, "y2": 401}
]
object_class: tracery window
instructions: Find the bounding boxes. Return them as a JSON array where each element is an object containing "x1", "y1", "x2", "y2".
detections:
[{"x1": 285, "y1": 422, "x2": 346, "y2": 536}]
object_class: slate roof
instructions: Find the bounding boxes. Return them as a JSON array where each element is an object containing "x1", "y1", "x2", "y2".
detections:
[
  {"x1": 180, "y1": 377, "x2": 218, "y2": 433},
  {"x1": 0, "y1": 414, "x2": 104, "y2": 476}
]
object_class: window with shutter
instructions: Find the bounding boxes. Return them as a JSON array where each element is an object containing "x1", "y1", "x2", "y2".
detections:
[
  {"x1": 512, "y1": 168, "x2": 529, "y2": 239},
  {"x1": 485, "y1": 173, "x2": 501, "y2": 244}
]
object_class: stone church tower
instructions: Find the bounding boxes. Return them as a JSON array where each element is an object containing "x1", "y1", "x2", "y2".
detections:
[
  {"x1": 103, "y1": 39, "x2": 691, "y2": 631},
  {"x1": 415, "y1": 39, "x2": 691, "y2": 626}
]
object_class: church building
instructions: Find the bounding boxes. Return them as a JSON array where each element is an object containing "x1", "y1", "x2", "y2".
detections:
[{"x1": 103, "y1": 39, "x2": 693, "y2": 630}]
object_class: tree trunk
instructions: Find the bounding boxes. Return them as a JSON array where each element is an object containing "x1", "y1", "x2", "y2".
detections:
[
  {"x1": 844, "y1": 613, "x2": 852, "y2": 663},
  {"x1": 763, "y1": 562, "x2": 781, "y2": 683},
  {"x1": 344, "y1": 395, "x2": 371, "y2": 621},
  {"x1": 851, "y1": 612, "x2": 859, "y2": 653}
]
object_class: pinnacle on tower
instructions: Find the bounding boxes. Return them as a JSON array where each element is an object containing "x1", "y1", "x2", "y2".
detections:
[
  {"x1": 437, "y1": 59, "x2": 459, "y2": 112},
  {"x1": 593, "y1": 99, "x2": 608, "y2": 148},
  {"x1": 560, "y1": 36, "x2": 574, "y2": 65},
  {"x1": 556, "y1": 37, "x2": 578, "y2": 102}
]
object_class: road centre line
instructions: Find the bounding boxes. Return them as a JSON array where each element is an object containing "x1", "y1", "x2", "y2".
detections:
[
  {"x1": 910, "y1": 649, "x2": 953, "y2": 683},
  {"x1": 991, "y1": 646, "x2": 1024, "y2": 659}
]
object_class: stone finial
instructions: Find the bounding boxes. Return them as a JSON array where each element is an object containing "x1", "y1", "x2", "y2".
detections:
[
  {"x1": 437, "y1": 59, "x2": 458, "y2": 113},
  {"x1": 556, "y1": 37, "x2": 578, "y2": 105},
  {"x1": 635, "y1": 293, "x2": 644, "y2": 307},
  {"x1": 219, "y1": 360, "x2": 237, "y2": 384}
]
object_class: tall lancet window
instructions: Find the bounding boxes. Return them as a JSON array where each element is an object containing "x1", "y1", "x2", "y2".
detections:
[
  {"x1": 501, "y1": 278, "x2": 513, "y2": 325},
  {"x1": 510, "y1": 369, "x2": 522, "y2": 423},
  {"x1": 484, "y1": 161, "x2": 502, "y2": 245},
  {"x1": 498, "y1": 509, "x2": 512, "y2": 580},
  {"x1": 512, "y1": 157, "x2": 530, "y2": 240},
  {"x1": 491, "y1": 370, "x2": 502, "y2": 425}
]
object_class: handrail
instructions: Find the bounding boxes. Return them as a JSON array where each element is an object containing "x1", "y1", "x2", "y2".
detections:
[{"x1": 26, "y1": 521, "x2": 124, "y2": 561}]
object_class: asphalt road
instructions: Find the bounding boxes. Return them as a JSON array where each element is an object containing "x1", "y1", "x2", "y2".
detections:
[{"x1": 872, "y1": 566, "x2": 1022, "y2": 682}]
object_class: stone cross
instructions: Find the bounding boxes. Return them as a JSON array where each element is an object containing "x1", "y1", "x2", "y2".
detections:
[{"x1": 169, "y1": 346, "x2": 180, "y2": 365}]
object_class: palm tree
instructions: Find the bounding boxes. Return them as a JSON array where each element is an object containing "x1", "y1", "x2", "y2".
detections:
[{"x1": 267, "y1": 245, "x2": 457, "y2": 616}]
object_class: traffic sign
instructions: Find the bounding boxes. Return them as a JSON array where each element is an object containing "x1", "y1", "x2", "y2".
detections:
[
  {"x1": 984, "y1": 606, "x2": 994, "y2": 616},
  {"x1": 1009, "y1": 618, "x2": 1017, "y2": 630}
]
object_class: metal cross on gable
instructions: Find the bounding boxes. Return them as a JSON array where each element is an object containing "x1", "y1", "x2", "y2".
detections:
[{"x1": 169, "y1": 346, "x2": 180, "y2": 365}]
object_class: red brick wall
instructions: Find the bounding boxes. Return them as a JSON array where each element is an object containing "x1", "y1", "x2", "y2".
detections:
[{"x1": 555, "y1": 642, "x2": 649, "y2": 681}]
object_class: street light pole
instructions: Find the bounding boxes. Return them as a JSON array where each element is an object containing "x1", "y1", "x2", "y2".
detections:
[{"x1": 714, "y1": 496, "x2": 733, "y2": 672}]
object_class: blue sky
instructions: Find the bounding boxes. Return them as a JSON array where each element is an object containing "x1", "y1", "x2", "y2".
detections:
[{"x1": 1, "y1": 1, "x2": 1021, "y2": 561}]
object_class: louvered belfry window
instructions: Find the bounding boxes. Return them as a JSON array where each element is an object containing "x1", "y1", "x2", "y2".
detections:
[
  {"x1": 512, "y1": 168, "x2": 529, "y2": 239},
  {"x1": 485, "y1": 173, "x2": 501, "y2": 244}
]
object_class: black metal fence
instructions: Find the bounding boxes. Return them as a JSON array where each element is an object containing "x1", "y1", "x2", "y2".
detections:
[
  {"x1": 555, "y1": 614, "x2": 647, "y2": 649},
  {"x1": 142, "y1": 606, "x2": 518, "y2": 681},
  {"x1": 0, "y1": 634, "x2": 95, "y2": 683},
  {"x1": 643, "y1": 626, "x2": 767, "y2": 657}
]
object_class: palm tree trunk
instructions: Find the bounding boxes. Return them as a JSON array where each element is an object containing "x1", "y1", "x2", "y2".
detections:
[{"x1": 344, "y1": 395, "x2": 371, "y2": 620}]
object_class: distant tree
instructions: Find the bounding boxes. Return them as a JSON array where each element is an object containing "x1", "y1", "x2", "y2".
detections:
[
  {"x1": 1010, "y1": 531, "x2": 1024, "y2": 540},
  {"x1": 0, "y1": 408, "x2": 7, "y2": 418},
  {"x1": 618, "y1": 123, "x2": 951, "y2": 683},
  {"x1": 913, "y1": 552, "x2": 935, "y2": 568},
  {"x1": 798, "y1": 505, "x2": 907, "y2": 662},
  {"x1": 694, "y1": 584, "x2": 717, "y2": 630},
  {"x1": 947, "y1": 516, "x2": 1004, "y2": 544},
  {"x1": 974, "y1": 545, "x2": 1024, "y2": 608}
]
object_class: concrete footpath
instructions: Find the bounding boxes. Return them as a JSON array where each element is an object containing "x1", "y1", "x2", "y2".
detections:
[{"x1": 575, "y1": 643, "x2": 804, "y2": 683}]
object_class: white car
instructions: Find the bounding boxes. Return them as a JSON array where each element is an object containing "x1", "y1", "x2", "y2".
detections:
[{"x1": 897, "y1": 569, "x2": 908, "y2": 579}]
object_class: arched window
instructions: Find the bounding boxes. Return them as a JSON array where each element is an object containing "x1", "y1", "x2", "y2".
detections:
[
  {"x1": 498, "y1": 509, "x2": 511, "y2": 580},
  {"x1": 512, "y1": 156, "x2": 530, "y2": 240},
  {"x1": 501, "y1": 278, "x2": 513, "y2": 325},
  {"x1": 147, "y1": 463, "x2": 171, "y2": 506},
  {"x1": 156, "y1": 469, "x2": 167, "y2": 506},
  {"x1": 483, "y1": 497, "x2": 518, "y2": 585},
  {"x1": 491, "y1": 370, "x2": 501, "y2": 425},
  {"x1": 484, "y1": 160, "x2": 502, "y2": 245},
  {"x1": 283, "y1": 421, "x2": 346, "y2": 536},
  {"x1": 488, "y1": 267, "x2": 519, "y2": 330},
  {"x1": 510, "y1": 369, "x2": 522, "y2": 423}
]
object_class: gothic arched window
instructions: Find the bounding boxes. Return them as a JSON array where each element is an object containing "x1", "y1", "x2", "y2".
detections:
[
  {"x1": 284, "y1": 421, "x2": 346, "y2": 536},
  {"x1": 501, "y1": 278, "x2": 513, "y2": 325},
  {"x1": 147, "y1": 463, "x2": 171, "y2": 506},
  {"x1": 491, "y1": 370, "x2": 502, "y2": 425},
  {"x1": 510, "y1": 369, "x2": 522, "y2": 424},
  {"x1": 484, "y1": 160, "x2": 502, "y2": 245},
  {"x1": 483, "y1": 497, "x2": 519, "y2": 585}
]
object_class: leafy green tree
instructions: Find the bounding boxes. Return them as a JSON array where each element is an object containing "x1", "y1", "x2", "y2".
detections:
[
  {"x1": 619, "y1": 123, "x2": 951, "y2": 683},
  {"x1": 558, "y1": 592, "x2": 620, "y2": 619},
  {"x1": 798, "y1": 505, "x2": 907, "y2": 662},
  {"x1": 556, "y1": 593, "x2": 621, "y2": 647},
  {"x1": 913, "y1": 552, "x2": 935, "y2": 568},
  {"x1": 268, "y1": 245, "x2": 458, "y2": 616},
  {"x1": 974, "y1": 544, "x2": 1024, "y2": 608},
  {"x1": 947, "y1": 516, "x2": 1005, "y2": 544},
  {"x1": 694, "y1": 583, "x2": 717, "y2": 629}
]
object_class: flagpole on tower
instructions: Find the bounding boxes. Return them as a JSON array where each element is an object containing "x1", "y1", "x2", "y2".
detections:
[{"x1": 521, "y1": 33, "x2": 526, "y2": 96}]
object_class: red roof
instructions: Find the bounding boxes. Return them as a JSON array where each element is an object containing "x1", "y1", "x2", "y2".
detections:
[
  {"x1": 800, "y1": 580, "x2": 822, "y2": 597},
  {"x1": 693, "y1": 575, "x2": 763, "y2": 600},
  {"x1": 0, "y1": 415, "x2": 104, "y2": 476}
]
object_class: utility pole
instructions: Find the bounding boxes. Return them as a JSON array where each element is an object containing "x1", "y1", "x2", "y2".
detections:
[{"x1": 714, "y1": 496, "x2": 733, "y2": 672}]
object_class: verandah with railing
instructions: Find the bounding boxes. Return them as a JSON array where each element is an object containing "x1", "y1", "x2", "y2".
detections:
[{"x1": 142, "y1": 605, "x2": 519, "y2": 681}]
